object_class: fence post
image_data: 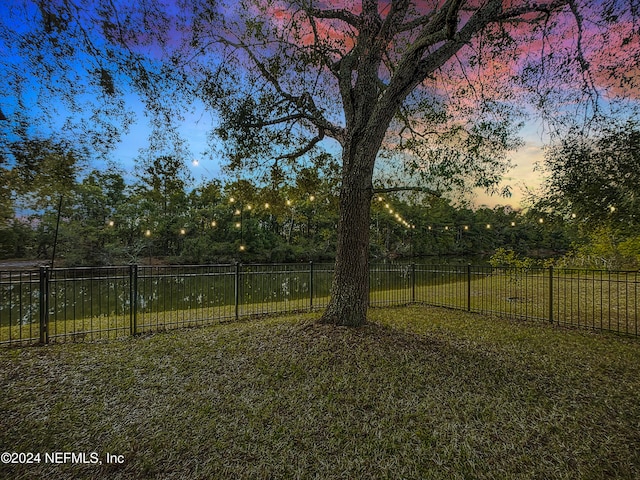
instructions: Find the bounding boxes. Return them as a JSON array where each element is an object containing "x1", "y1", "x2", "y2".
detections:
[
  {"x1": 130, "y1": 264, "x2": 138, "y2": 336},
  {"x1": 549, "y1": 265, "x2": 554, "y2": 324},
  {"x1": 309, "y1": 261, "x2": 314, "y2": 310},
  {"x1": 411, "y1": 263, "x2": 416, "y2": 303},
  {"x1": 467, "y1": 264, "x2": 472, "y2": 312},
  {"x1": 234, "y1": 262, "x2": 240, "y2": 321},
  {"x1": 39, "y1": 266, "x2": 49, "y2": 344}
]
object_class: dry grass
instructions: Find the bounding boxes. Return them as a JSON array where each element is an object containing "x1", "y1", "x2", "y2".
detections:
[{"x1": 1, "y1": 305, "x2": 639, "y2": 479}]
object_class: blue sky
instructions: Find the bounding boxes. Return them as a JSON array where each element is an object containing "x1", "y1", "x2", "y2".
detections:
[
  {"x1": 109, "y1": 103, "x2": 548, "y2": 209},
  {"x1": 3, "y1": 0, "x2": 638, "y2": 211}
]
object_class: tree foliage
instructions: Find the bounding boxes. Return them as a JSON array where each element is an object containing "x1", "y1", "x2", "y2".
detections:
[
  {"x1": 2, "y1": 166, "x2": 581, "y2": 265},
  {"x1": 541, "y1": 123, "x2": 640, "y2": 231},
  {"x1": 537, "y1": 123, "x2": 640, "y2": 269},
  {"x1": 9, "y1": 138, "x2": 85, "y2": 206}
]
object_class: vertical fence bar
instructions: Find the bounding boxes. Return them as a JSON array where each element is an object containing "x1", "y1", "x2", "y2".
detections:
[
  {"x1": 633, "y1": 272, "x2": 638, "y2": 337},
  {"x1": 235, "y1": 262, "x2": 240, "y2": 321},
  {"x1": 130, "y1": 264, "x2": 138, "y2": 336},
  {"x1": 549, "y1": 265, "x2": 554, "y2": 324},
  {"x1": 309, "y1": 261, "x2": 314, "y2": 310},
  {"x1": 411, "y1": 263, "x2": 416, "y2": 303},
  {"x1": 467, "y1": 264, "x2": 471, "y2": 312},
  {"x1": 39, "y1": 266, "x2": 49, "y2": 344}
]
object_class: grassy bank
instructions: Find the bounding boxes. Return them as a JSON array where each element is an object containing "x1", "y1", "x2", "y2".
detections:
[{"x1": 1, "y1": 306, "x2": 639, "y2": 479}]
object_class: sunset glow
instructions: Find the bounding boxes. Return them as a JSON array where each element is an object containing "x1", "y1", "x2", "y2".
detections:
[{"x1": 0, "y1": 0, "x2": 638, "y2": 208}]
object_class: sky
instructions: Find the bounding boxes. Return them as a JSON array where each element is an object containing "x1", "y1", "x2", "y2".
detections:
[
  {"x1": 2, "y1": 0, "x2": 638, "y2": 210},
  {"x1": 110, "y1": 108, "x2": 547, "y2": 209}
]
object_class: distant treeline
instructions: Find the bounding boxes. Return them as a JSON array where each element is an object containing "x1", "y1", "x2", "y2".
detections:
[{"x1": 1, "y1": 154, "x2": 578, "y2": 266}]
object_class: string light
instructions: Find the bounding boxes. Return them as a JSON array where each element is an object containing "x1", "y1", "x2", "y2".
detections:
[
  {"x1": 135, "y1": 192, "x2": 569, "y2": 243},
  {"x1": 377, "y1": 195, "x2": 415, "y2": 231},
  {"x1": 107, "y1": 220, "x2": 114, "y2": 227}
]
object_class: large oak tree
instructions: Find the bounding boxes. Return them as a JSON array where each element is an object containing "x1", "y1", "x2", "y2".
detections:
[{"x1": 1, "y1": 0, "x2": 638, "y2": 325}]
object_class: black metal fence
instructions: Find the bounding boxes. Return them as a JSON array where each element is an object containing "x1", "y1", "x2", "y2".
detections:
[{"x1": 1, "y1": 263, "x2": 638, "y2": 346}]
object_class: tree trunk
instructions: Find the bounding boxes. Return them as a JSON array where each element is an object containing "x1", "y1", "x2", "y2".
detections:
[{"x1": 320, "y1": 144, "x2": 377, "y2": 326}]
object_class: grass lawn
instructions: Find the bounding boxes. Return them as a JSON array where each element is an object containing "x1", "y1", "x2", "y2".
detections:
[{"x1": 1, "y1": 305, "x2": 639, "y2": 479}]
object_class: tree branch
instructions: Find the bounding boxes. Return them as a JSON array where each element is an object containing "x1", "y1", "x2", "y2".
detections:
[
  {"x1": 221, "y1": 36, "x2": 345, "y2": 143},
  {"x1": 373, "y1": 186, "x2": 441, "y2": 197},
  {"x1": 377, "y1": 0, "x2": 410, "y2": 46},
  {"x1": 276, "y1": 128, "x2": 325, "y2": 160},
  {"x1": 398, "y1": 12, "x2": 436, "y2": 33},
  {"x1": 408, "y1": 0, "x2": 465, "y2": 53},
  {"x1": 305, "y1": 6, "x2": 361, "y2": 28},
  {"x1": 498, "y1": 0, "x2": 570, "y2": 21},
  {"x1": 296, "y1": 3, "x2": 349, "y2": 75},
  {"x1": 246, "y1": 113, "x2": 308, "y2": 128}
]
